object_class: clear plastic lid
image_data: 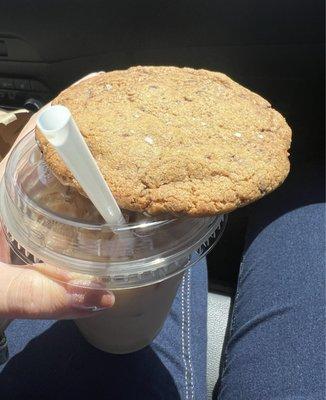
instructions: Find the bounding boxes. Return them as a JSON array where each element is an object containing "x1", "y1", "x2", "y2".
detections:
[{"x1": 0, "y1": 131, "x2": 226, "y2": 288}]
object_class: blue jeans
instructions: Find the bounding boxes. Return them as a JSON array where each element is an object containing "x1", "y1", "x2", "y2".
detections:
[{"x1": 0, "y1": 180, "x2": 324, "y2": 399}]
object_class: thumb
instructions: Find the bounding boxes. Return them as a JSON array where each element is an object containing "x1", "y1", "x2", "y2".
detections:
[{"x1": 0, "y1": 262, "x2": 114, "y2": 320}]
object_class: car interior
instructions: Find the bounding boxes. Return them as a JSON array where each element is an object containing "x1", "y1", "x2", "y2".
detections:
[{"x1": 0, "y1": 0, "x2": 324, "y2": 397}]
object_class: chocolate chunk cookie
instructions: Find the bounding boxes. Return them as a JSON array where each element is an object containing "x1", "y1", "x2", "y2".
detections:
[{"x1": 36, "y1": 66, "x2": 291, "y2": 216}]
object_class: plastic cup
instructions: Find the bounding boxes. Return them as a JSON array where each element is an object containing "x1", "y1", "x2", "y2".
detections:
[{"x1": 0, "y1": 131, "x2": 226, "y2": 354}]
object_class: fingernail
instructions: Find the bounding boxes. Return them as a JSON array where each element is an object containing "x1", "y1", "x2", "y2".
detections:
[{"x1": 100, "y1": 293, "x2": 115, "y2": 308}]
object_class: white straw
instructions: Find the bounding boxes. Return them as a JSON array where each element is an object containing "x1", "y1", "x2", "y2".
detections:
[{"x1": 37, "y1": 105, "x2": 125, "y2": 226}]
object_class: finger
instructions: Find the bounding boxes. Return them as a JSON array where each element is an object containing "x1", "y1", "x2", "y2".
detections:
[
  {"x1": 32, "y1": 263, "x2": 106, "y2": 292},
  {"x1": 31, "y1": 262, "x2": 113, "y2": 311},
  {"x1": 0, "y1": 226, "x2": 10, "y2": 264},
  {"x1": 0, "y1": 263, "x2": 114, "y2": 320},
  {"x1": 32, "y1": 263, "x2": 113, "y2": 311},
  {"x1": 31, "y1": 262, "x2": 74, "y2": 283}
]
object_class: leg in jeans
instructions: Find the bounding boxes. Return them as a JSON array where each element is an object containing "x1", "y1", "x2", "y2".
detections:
[
  {"x1": 0, "y1": 259, "x2": 208, "y2": 400},
  {"x1": 216, "y1": 193, "x2": 325, "y2": 399}
]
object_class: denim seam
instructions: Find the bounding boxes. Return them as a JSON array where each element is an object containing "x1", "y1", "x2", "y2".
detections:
[
  {"x1": 217, "y1": 257, "x2": 246, "y2": 397},
  {"x1": 186, "y1": 269, "x2": 195, "y2": 399},
  {"x1": 181, "y1": 274, "x2": 189, "y2": 399}
]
